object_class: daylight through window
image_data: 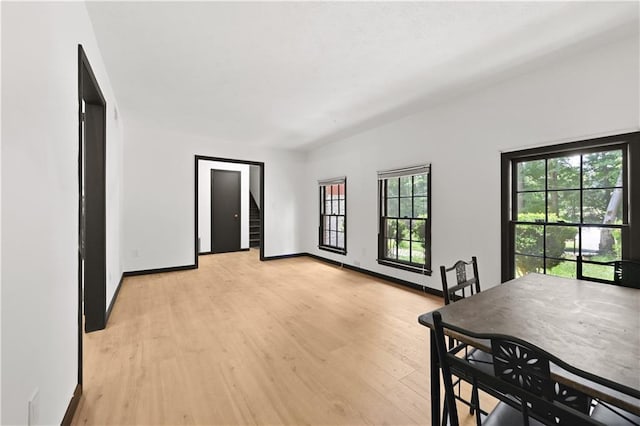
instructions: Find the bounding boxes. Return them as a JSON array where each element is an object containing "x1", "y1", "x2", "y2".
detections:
[
  {"x1": 502, "y1": 133, "x2": 640, "y2": 283},
  {"x1": 318, "y1": 177, "x2": 346, "y2": 254},
  {"x1": 377, "y1": 164, "x2": 431, "y2": 275}
]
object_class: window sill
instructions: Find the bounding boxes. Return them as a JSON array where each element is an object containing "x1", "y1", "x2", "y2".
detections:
[
  {"x1": 377, "y1": 259, "x2": 432, "y2": 276},
  {"x1": 318, "y1": 245, "x2": 347, "y2": 255}
]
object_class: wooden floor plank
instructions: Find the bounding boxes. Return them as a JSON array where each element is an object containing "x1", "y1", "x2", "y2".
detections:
[{"x1": 73, "y1": 249, "x2": 491, "y2": 425}]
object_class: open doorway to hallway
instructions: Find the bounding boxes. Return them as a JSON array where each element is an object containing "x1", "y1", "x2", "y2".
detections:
[{"x1": 194, "y1": 156, "x2": 265, "y2": 265}]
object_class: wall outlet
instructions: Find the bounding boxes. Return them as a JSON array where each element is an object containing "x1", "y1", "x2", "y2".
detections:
[{"x1": 28, "y1": 388, "x2": 40, "y2": 426}]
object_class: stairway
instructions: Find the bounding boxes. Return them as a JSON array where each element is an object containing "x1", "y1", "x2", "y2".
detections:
[{"x1": 249, "y1": 195, "x2": 261, "y2": 248}]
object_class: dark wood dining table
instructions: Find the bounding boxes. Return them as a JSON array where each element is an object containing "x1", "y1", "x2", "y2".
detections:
[{"x1": 418, "y1": 273, "x2": 640, "y2": 426}]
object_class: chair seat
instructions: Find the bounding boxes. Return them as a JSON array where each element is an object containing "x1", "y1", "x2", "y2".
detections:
[
  {"x1": 591, "y1": 403, "x2": 640, "y2": 426},
  {"x1": 483, "y1": 402, "x2": 546, "y2": 426},
  {"x1": 468, "y1": 348, "x2": 493, "y2": 374}
]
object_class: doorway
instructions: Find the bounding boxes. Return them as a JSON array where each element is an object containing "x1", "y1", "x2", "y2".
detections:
[
  {"x1": 211, "y1": 170, "x2": 241, "y2": 253},
  {"x1": 194, "y1": 156, "x2": 265, "y2": 266},
  {"x1": 77, "y1": 45, "x2": 107, "y2": 393}
]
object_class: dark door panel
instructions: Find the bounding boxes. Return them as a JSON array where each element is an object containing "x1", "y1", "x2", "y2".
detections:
[
  {"x1": 83, "y1": 102, "x2": 106, "y2": 332},
  {"x1": 211, "y1": 170, "x2": 241, "y2": 253}
]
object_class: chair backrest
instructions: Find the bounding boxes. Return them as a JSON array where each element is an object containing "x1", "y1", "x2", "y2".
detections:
[
  {"x1": 440, "y1": 256, "x2": 481, "y2": 305},
  {"x1": 613, "y1": 260, "x2": 640, "y2": 288},
  {"x1": 432, "y1": 311, "x2": 603, "y2": 426}
]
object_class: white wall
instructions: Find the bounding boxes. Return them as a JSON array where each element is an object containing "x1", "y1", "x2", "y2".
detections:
[
  {"x1": 198, "y1": 161, "x2": 249, "y2": 252},
  {"x1": 1, "y1": 2, "x2": 124, "y2": 424},
  {"x1": 249, "y1": 165, "x2": 261, "y2": 207},
  {"x1": 122, "y1": 120, "x2": 304, "y2": 271},
  {"x1": 302, "y1": 35, "x2": 640, "y2": 292}
]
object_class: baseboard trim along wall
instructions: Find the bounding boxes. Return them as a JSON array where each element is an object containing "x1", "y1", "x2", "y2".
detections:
[
  {"x1": 304, "y1": 253, "x2": 442, "y2": 297},
  {"x1": 105, "y1": 274, "x2": 125, "y2": 326},
  {"x1": 198, "y1": 248, "x2": 251, "y2": 256},
  {"x1": 61, "y1": 384, "x2": 82, "y2": 426},
  {"x1": 262, "y1": 253, "x2": 307, "y2": 261},
  {"x1": 123, "y1": 264, "x2": 197, "y2": 277}
]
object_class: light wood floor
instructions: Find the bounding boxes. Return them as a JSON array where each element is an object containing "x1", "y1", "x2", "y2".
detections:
[{"x1": 72, "y1": 250, "x2": 493, "y2": 425}]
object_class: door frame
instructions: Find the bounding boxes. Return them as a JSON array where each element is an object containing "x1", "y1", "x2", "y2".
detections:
[
  {"x1": 210, "y1": 169, "x2": 241, "y2": 253},
  {"x1": 194, "y1": 155, "x2": 265, "y2": 265},
  {"x1": 76, "y1": 44, "x2": 107, "y2": 398}
]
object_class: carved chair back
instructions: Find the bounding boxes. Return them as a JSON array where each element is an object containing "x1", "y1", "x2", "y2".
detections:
[
  {"x1": 432, "y1": 311, "x2": 602, "y2": 426},
  {"x1": 440, "y1": 256, "x2": 481, "y2": 305}
]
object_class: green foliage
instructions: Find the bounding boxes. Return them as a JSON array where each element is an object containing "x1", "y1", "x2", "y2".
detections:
[
  {"x1": 413, "y1": 218, "x2": 427, "y2": 244},
  {"x1": 515, "y1": 213, "x2": 577, "y2": 276},
  {"x1": 517, "y1": 151, "x2": 623, "y2": 224}
]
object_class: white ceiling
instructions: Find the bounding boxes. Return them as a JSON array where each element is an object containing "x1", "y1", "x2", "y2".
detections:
[{"x1": 86, "y1": 1, "x2": 639, "y2": 150}]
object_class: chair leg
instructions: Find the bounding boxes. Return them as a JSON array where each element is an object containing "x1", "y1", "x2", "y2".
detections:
[
  {"x1": 442, "y1": 399, "x2": 449, "y2": 426},
  {"x1": 472, "y1": 381, "x2": 481, "y2": 426}
]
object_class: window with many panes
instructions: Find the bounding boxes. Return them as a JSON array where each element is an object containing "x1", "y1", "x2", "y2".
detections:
[
  {"x1": 319, "y1": 178, "x2": 346, "y2": 254},
  {"x1": 501, "y1": 133, "x2": 640, "y2": 283},
  {"x1": 377, "y1": 165, "x2": 431, "y2": 274}
]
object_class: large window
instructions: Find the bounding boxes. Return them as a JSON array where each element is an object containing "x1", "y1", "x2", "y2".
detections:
[
  {"x1": 377, "y1": 164, "x2": 431, "y2": 275},
  {"x1": 319, "y1": 177, "x2": 346, "y2": 254},
  {"x1": 501, "y1": 132, "x2": 640, "y2": 282}
]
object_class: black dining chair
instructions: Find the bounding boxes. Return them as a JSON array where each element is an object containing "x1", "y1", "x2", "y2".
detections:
[
  {"x1": 440, "y1": 257, "x2": 493, "y2": 417},
  {"x1": 440, "y1": 257, "x2": 481, "y2": 305},
  {"x1": 432, "y1": 311, "x2": 605, "y2": 426}
]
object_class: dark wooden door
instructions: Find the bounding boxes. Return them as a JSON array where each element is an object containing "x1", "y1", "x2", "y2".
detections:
[
  {"x1": 83, "y1": 102, "x2": 106, "y2": 332},
  {"x1": 211, "y1": 170, "x2": 241, "y2": 253}
]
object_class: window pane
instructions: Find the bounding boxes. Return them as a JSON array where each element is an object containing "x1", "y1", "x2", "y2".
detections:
[
  {"x1": 338, "y1": 199, "x2": 346, "y2": 215},
  {"x1": 414, "y1": 196, "x2": 427, "y2": 217},
  {"x1": 385, "y1": 219, "x2": 397, "y2": 239},
  {"x1": 387, "y1": 198, "x2": 399, "y2": 217},
  {"x1": 400, "y1": 176, "x2": 412, "y2": 197},
  {"x1": 515, "y1": 224, "x2": 544, "y2": 256},
  {"x1": 517, "y1": 160, "x2": 545, "y2": 191},
  {"x1": 337, "y1": 183, "x2": 345, "y2": 199},
  {"x1": 337, "y1": 216, "x2": 345, "y2": 232},
  {"x1": 582, "y1": 263, "x2": 615, "y2": 281},
  {"x1": 515, "y1": 254, "x2": 543, "y2": 277},
  {"x1": 324, "y1": 186, "x2": 332, "y2": 200},
  {"x1": 516, "y1": 192, "x2": 545, "y2": 220},
  {"x1": 400, "y1": 197, "x2": 412, "y2": 218},
  {"x1": 337, "y1": 231, "x2": 344, "y2": 249},
  {"x1": 411, "y1": 246, "x2": 425, "y2": 264},
  {"x1": 547, "y1": 190, "x2": 580, "y2": 223},
  {"x1": 329, "y1": 231, "x2": 337, "y2": 247},
  {"x1": 331, "y1": 184, "x2": 339, "y2": 196},
  {"x1": 324, "y1": 216, "x2": 330, "y2": 232},
  {"x1": 325, "y1": 200, "x2": 331, "y2": 214},
  {"x1": 583, "y1": 188, "x2": 623, "y2": 224},
  {"x1": 329, "y1": 216, "x2": 337, "y2": 231},
  {"x1": 386, "y1": 239, "x2": 397, "y2": 259},
  {"x1": 581, "y1": 227, "x2": 621, "y2": 262},
  {"x1": 545, "y1": 225, "x2": 578, "y2": 260},
  {"x1": 414, "y1": 174, "x2": 427, "y2": 196},
  {"x1": 332, "y1": 200, "x2": 339, "y2": 215},
  {"x1": 398, "y1": 219, "x2": 410, "y2": 240},
  {"x1": 547, "y1": 155, "x2": 579, "y2": 190},
  {"x1": 547, "y1": 260, "x2": 576, "y2": 278},
  {"x1": 398, "y1": 239, "x2": 411, "y2": 262},
  {"x1": 387, "y1": 178, "x2": 399, "y2": 197},
  {"x1": 323, "y1": 230, "x2": 330, "y2": 245},
  {"x1": 583, "y1": 150, "x2": 623, "y2": 189},
  {"x1": 412, "y1": 219, "x2": 426, "y2": 244}
]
